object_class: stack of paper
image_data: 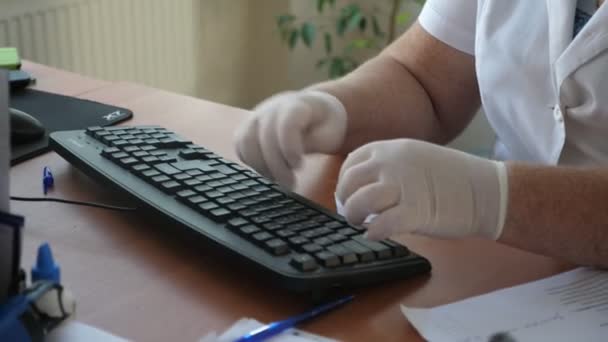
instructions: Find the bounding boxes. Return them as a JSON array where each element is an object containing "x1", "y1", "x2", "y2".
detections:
[{"x1": 402, "y1": 267, "x2": 608, "y2": 341}]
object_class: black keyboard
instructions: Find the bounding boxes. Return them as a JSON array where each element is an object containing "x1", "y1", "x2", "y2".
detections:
[{"x1": 50, "y1": 126, "x2": 431, "y2": 295}]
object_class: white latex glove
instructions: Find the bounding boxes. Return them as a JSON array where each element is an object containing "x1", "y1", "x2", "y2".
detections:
[
  {"x1": 234, "y1": 90, "x2": 347, "y2": 188},
  {"x1": 336, "y1": 139, "x2": 509, "y2": 240}
]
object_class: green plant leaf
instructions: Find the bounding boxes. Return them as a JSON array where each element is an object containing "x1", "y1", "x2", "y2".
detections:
[
  {"x1": 301, "y1": 22, "x2": 316, "y2": 48},
  {"x1": 276, "y1": 14, "x2": 295, "y2": 28},
  {"x1": 317, "y1": 0, "x2": 326, "y2": 13},
  {"x1": 328, "y1": 0, "x2": 336, "y2": 8},
  {"x1": 329, "y1": 58, "x2": 345, "y2": 79},
  {"x1": 346, "y1": 11, "x2": 363, "y2": 32},
  {"x1": 349, "y1": 38, "x2": 372, "y2": 49},
  {"x1": 288, "y1": 29, "x2": 299, "y2": 50},
  {"x1": 337, "y1": 17, "x2": 348, "y2": 36},
  {"x1": 396, "y1": 11, "x2": 411, "y2": 26},
  {"x1": 372, "y1": 15, "x2": 384, "y2": 37},
  {"x1": 324, "y1": 32, "x2": 332, "y2": 54},
  {"x1": 316, "y1": 57, "x2": 329, "y2": 69},
  {"x1": 359, "y1": 17, "x2": 367, "y2": 32}
]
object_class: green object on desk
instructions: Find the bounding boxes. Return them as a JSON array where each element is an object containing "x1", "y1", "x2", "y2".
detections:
[{"x1": 0, "y1": 48, "x2": 21, "y2": 70}]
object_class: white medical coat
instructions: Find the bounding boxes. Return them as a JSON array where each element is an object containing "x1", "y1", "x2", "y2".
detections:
[{"x1": 419, "y1": 0, "x2": 608, "y2": 165}]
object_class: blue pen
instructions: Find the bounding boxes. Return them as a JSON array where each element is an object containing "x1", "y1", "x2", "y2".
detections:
[
  {"x1": 42, "y1": 166, "x2": 53, "y2": 195},
  {"x1": 234, "y1": 294, "x2": 354, "y2": 342}
]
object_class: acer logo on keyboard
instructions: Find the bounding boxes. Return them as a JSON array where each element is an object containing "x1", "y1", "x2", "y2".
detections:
[{"x1": 103, "y1": 110, "x2": 126, "y2": 121}]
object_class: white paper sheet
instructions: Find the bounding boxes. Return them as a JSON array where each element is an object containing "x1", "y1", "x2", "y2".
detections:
[
  {"x1": 46, "y1": 321, "x2": 129, "y2": 342},
  {"x1": 401, "y1": 267, "x2": 608, "y2": 342},
  {"x1": 199, "y1": 318, "x2": 338, "y2": 342}
]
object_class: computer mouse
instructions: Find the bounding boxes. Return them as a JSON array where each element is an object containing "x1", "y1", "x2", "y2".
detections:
[{"x1": 9, "y1": 107, "x2": 46, "y2": 144}]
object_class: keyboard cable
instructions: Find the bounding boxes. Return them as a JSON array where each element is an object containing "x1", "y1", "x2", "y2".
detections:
[{"x1": 10, "y1": 196, "x2": 137, "y2": 212}]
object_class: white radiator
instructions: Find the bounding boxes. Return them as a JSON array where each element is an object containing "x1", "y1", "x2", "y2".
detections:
[{"x1": 0, "y1": 0, "x2": 199, "y2": 96}]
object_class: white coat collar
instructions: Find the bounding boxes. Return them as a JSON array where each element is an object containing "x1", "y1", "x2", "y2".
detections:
[{"x1": 546, "y1": 0, "x2": 608, "y2": 91}]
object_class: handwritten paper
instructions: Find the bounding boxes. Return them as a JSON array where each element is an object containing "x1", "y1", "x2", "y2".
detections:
[{"x1": 401, "y1": 267, "x2": 608, "y2": 341}]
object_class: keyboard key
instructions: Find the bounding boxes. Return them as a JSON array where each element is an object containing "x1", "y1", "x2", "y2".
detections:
[
  {"x1": 264, "y1": 239, "x2": 290, "y2": 255},
  {"x1": 227, "y1": 217, "x2": 248, "y2": 229},
  {"x1": 194, "y1": 185, "x2": 213, "y2": 193},
  {"x1": 198, "y1": 202, "x2": 219, "y2": 213},
  {"x1": 183, "y1": 179, "x2": 202, "y2": 187},
  {"x1": 150, "y1": 150, "x2": 166, "y2": 157},
  {"x1": 204, "y1": 191, "x2": 223, "y2": 199},
  {"x1": 142, "y1": 156, "x2": 161, "y2": 164},
  {"x1": 288, "y1": 236, "x2": 310, "y2": 247},
  {"x1": 382, "y1": 240, "x2": 410, "y2": 257},
  {"x1": 185, "y1": 169, "x2": 204, "y2": 177},
  {"x1": 160, "y1": 180, "x2": 182, "y2": 193},
  {"x1": 208, "y1": 208, "x2": 232, "y2": 222},
  {"x1": 158, "y1": 155, "x2": 177, "y2": 163},
  {"x1": 290, "y1": 254, "x2": 318, "y2": 272},
  {"x1": 173, "y1": 160, "x2": 216, "y2": 172},
  {"x1": 131, "y1": 164, "x2": 151, "y2": 174},
  {"x1": 314, "y1": 237, "x2": 333, "y2": 247},
  {"x1": 342, "y1": 240, "x2": 375, "y2": 262},
  {"x1": 252, "y1": 231, "x2": 273, "y2": 243},
  {"x1": 185, "y1": 195, "x2": 206, "y2": 207},
  {"x1": 173, "y1": 173, "x2": 192, "y2": 181},
  {"x1": 140, "y1": 145, "x2": 157, "y2": 151},
  {"x1": 112, "y1": 140, "x2": 129, "y2": 148},
  {"x1": 151, "y1": 174, "x2": 171, "y2": 184},
  {"x1": 215, "y1": 165, "x2": 237, "y2": 175},
  {"x1": 118, "y1": 157, "x2": 138, "y2": 167},
  {"x1": 227, "y1": 203, "x2": 247, "y2": 211},
  {"x1": 315, "y1": 251, "x2": 340, "y2": 268},
  {"x1": 262, "y1": 222, "x2": 283, "y2": 231},
  {"x1": 101, "y1": 147, "x2": 121, "y2": 158},
  {"x1": 111, "y1": 152, "x2": 129, "y2": 160},
  {"x1": 328, "y1": 233, "x2": 347, "y2": 243},
  {"x1": 86, "y1": 126, "x2": 103, "y2": 136},
  {"x1": 302, "y1": 243, "x2": 323, "y2": 254},
  {"x1": 155, "y1": 163, "x2": 181, "y2": 175},
  {"x1": 327, "y1": 245, "x2": 358, "y2": 265},
  {"x1": 338, "y1": 228, "x2": 358, "y2": 236},
  {"x1": 239, "y1": 225, "x2": 260, "y2": 236},
  {"x1": 132, "y1": 150, "x2": 150, "y2": 158},
  {"x1": 353, "y1": 235, "x2": 392, "y2": 259},
  {"x1": 141, "y1": 169, "x2": 161, "y2": 180},
  {"x1": 216, "y1": 197, "x2": 235, "y2": 205},
  {"x1": 276, "y1": 229, "x2": 295, "y2": 238},
  {"x1": 176, "y1": 189, "x2": 196, "y2": 199}
]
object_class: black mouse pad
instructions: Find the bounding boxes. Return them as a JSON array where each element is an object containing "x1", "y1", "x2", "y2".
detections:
[{"x1": 9, "y1": 89, "x2": 133, "y2": 165}]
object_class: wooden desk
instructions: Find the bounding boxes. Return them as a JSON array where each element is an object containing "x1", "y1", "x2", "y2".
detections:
[{"x1": 11, "y1": 62, "x2": 574, "y2": 341}]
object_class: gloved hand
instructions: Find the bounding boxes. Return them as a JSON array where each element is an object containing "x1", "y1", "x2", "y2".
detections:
[
  {"x1": 336, "y1": 139, "x2": 509, "y2": 240},
  {"x1": 234, "y1": 90, "x2": 347, "y2": 188}
]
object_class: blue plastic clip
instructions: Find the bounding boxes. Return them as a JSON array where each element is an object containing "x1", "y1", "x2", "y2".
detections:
[
  {"x1": 31, "y1": 243, "x2": 60, "y2": 283},
  {"x1": 42, "y1": 167, "x2": 53, "y2": 195}
]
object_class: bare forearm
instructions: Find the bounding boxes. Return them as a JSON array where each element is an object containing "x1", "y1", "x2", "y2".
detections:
[
  {"x1": 500, "y1": 164, "x2": 608, "y2": 267},
  {"x1": 313, "y1": 54, "x2": 440, "y2": 154},
  {"x1": 312, "y1": 22, "x2": 481, "y2": 154}
]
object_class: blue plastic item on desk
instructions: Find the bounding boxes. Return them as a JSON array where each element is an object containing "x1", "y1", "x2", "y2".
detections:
[
  {"x1": 31, "y1": 243, "x2": 60, "y2": 283},
  {"x1": 43, "y1": 166, "x2": 54, "y2": 195},
  {"x1": 233, "y1": 294, "x2": 354, "y2": 342}
]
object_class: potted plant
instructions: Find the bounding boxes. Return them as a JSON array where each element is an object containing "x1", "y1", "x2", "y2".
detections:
[{"x1": 276, "y1": 0, "x2": 425, "y2": 79}]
